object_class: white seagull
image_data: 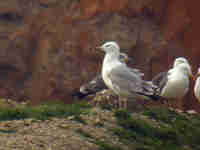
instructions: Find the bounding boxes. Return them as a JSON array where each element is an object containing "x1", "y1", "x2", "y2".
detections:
[
  {"x1": 152, "y1": 57, "x2": 193, "y2": 107},
  {"x1": 98, "y1": 41, "x2": 159, "y2": 108},
  {"x1": 194, "y1": 68, "x2": 200, "y2": 103},
  {"x1": 72, "y1": 53, "x2": 144, "y2": 99}
]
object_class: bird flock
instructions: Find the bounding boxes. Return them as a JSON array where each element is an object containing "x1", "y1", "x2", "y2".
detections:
[{"x1": 73, "y1": 41, "x2": 200, "y2": 109}]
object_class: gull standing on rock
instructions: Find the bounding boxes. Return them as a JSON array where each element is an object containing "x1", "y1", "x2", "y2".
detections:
[
  {"x1": 72, "y1": 53, "x2": 144, "y2": 99},
  {"x1": 98, "y1": 41, "x2": 159, "y2": 108},
  {"x1": 152, "y1": 57, "x2": 193, "y2": 108},
  {"x1": 152, "y1": 57, "x2": 192, "y2": 91}
]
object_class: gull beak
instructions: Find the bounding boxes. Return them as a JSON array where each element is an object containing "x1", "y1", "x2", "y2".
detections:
[
  {"x1": 96, "y1": 46, "x2": 104, "y2": 51},
  {"x1": 189, "y1": 73, "x2": 194, "y2": 80},
  {"x1": 124, "y1": 56, "x2": 129, "y2": 63}
]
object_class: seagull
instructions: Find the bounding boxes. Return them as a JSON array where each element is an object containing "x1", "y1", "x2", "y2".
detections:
[
  {"x1": 152, "y1": 57, "x2": 193, "y2": 98},
  {"x1": 72, "y1": 53, "x2": 144, "y2": 99},
  {"x1": 160, "y1": 63, "x2": 192, "y2": 98},
  {"x1": 98, "y1": 41, "x2": 159, "y2": 108},
  {"x1": 194, "y1": 67, "x2": 200, "y2": 103},
  {"x1": 152, "y1": 57, "x2": 191, "y2": 90},
  {"x1": 173, "y1": 57, "x2": 190, "y2": 68},
  {"x1": 152, "y1": 58, "x2": 193, "y2": 107}
]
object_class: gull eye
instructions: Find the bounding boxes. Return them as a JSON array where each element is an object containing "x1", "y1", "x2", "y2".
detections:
[
  {"x1": 105, "y1": 44, "x2": 111, "y2": 48},
  {"x1": 179, "y1": 60, "x2": 184, "y2": 64}
]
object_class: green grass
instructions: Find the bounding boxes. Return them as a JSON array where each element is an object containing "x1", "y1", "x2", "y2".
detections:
[
  {"x1": 0, "y1": 129, "x2": 17, "y2": 134},
  {"x1": 143, "y1": 107, "x2": 200, "y2": 149},
  {"x1": 0, "y1": 101, "x2": 91, "y2": 121},
  {"x1": 73, "y1": 115, "x2": 88, "y2": 124},
  {"x1": 113, "y1": 109, "x2": 200, "y2": 150},
  {"x1": 95, "y1": 141, "x2": 123, "y2": 150},
  {"x1": 1, "y1": 100, "x2": 200, "y2": 150},
  {"x1": 100, "y1": 104, "x2": 113, "y2": 111},
  {"x1": 143, "y1": 107, "x2": 185, "y2": 124}
]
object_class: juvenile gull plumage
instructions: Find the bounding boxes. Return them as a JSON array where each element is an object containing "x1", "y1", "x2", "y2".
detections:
[
  {"x1": 72, "y1": 53, "x2": 144, "y2": 99},
  {"x1": 194, "y1": 68, "x2": 200, "y2": 103},
  {"x1": 99, "y1": 41, "x2": 159, "y2": 108}
]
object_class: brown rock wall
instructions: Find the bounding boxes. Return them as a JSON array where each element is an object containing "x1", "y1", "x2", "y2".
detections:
[{"x1": 0, "y1": 0, "x2": 200, "y2": 110}]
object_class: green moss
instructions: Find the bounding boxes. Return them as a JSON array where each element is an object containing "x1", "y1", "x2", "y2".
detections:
[
  {"x1": 95, "y1": 141, "x2": 123, "y2": 150},
  {"x1": 0, "y1": 129, "x2": 17, "y2": 134},
  {"x1": 73, "y1": 115, "x2": 88, "y2": 124},
  {"x1": 0, "y1": 101, "x2": 91, "y2": 121},
  {"x1": 143, "y1": 107, "x2": 184, "y2": 124},
  {"x1": 143, "y1": 107, "x2": 200, "y2": 149},
  {"x1": 114, "y1": 109, "x2": 131, "y2": 120},
  {"x1": 111, "y1": 127, "x2": 137, "y2": 142},
  {"x1": 113, "y1": 109, "x2": 200, "y2": 150},
  {"x1": 101, "y1": 104, "x2": 113, "y2": 111}
]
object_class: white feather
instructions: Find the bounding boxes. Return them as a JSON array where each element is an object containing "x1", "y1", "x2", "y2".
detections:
[{"x1": 194, "y1": 77, "x2": 200, "y2": 102}]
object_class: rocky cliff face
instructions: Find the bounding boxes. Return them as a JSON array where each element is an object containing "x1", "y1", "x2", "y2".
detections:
[{"x1": 0, "y1": 0, "x2": 199, "y2": 110}]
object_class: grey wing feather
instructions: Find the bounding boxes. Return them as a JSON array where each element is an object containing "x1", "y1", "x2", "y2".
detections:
[
  {"x1": 152, "y1": 71, "x2": 168, "y2": 94},
  {"x1": 80, "y1": 75, "x2": 107, "y2": 94},
  {"x1": 107, "y1": 65, "x2": 155, "y2": 96},
  {"x1": 130, "y1": 68, "x2": 144, "y2": 77}
]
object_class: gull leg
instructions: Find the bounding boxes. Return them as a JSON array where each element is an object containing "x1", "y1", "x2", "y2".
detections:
[
  {"x1": 118, "y1": 97, "x2": 127, "y2": 109},
  {"x1": 177, "y1": 98, "x2": 183, "y2": 110},
  {"x1": 96, "y1": 99, "x2": 100, "y2": 107},
  {"x1": 112, "y1": 97, "x2": 118, "y2": 108},
  {"x1": 164, "y1": 98, "x2": 170, "y2": 108},
  {"x1": 168, "y1": 100, "x2": 172, "y2": 109},
  {"x1": 120, "y1": 98, "x2": 127, "y2": 109},
  {"x1": 121, "y1": 98, "x2": 124, "y2": 109},
  {"x1": 118, "y1": 97, "x2": 122, "y2": 109},
  {"x1": 118, "y1": 96, "x2": 123, "y2": 109},
  {"x1": 167, "y1": 98, "x2": 177, "y2": 110},
  {"x1": 123, "y1": 98, "x2": 128, "y2": 109}
]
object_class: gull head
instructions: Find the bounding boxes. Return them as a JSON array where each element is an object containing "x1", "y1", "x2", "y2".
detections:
[
  {"x1": 97, "y1": 41, "x2": 120, "y2": 54},
  {"x1": 177, "y1": 63, "x2": 193, "y2": 78},
  {"x1": 173, "y1": 57, "x2": 189, "y2": 67}
]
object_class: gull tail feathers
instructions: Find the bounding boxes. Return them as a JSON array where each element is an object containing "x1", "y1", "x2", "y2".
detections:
[
  {"x1": 136, "y1": 92, "x2": 161, "y2": 101},
  {"x1": 72, "y1": 91, "x2": 90, "y2": 99}
]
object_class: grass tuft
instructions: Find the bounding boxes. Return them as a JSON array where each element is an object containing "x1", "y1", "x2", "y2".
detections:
[
  {"x1": 73, "y1": 115, "x2": 88, "y2": 124},
  {"x1": 95, "y1": 141, "x2": 123, "y2": 150},
  {"x1": 113, "y1": 108, "x2": 200, "y2": 150},
  {"x1": 143, "y1": 107, "x2": 185, "y2": 124},
  {"x1": 0, "y1": 101, "x2": 91, "y2": 121},
  {"x1": 0, "y1": 129, "x2": 17, "y2": 134}
]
